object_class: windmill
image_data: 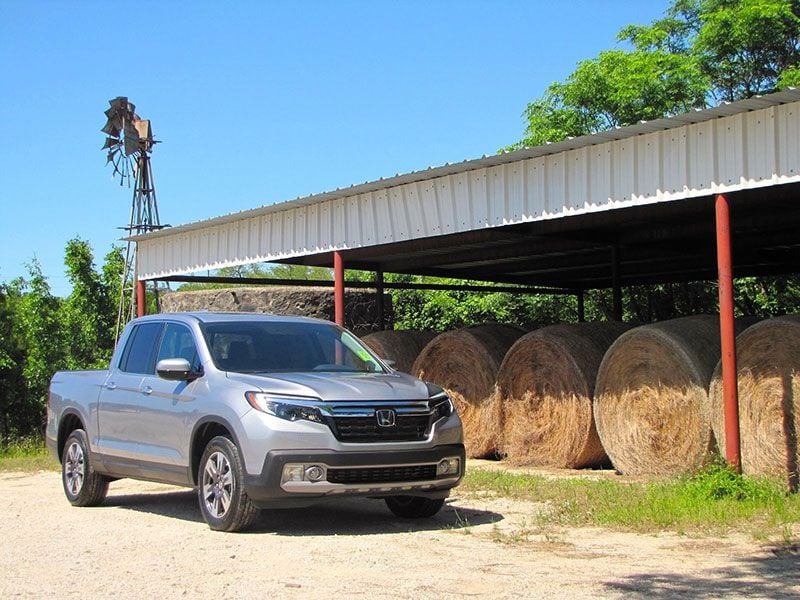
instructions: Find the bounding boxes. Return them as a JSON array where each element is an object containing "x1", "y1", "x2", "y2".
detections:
[{"x1": 101, "y1": 97, "x2": 166, "y2": 339}]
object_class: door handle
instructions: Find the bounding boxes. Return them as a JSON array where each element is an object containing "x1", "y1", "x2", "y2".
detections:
[
  {"x1": 141, "y1": 386, "x2": 153, "y2": 396},
  {"x1": 105, "y1": 382, "x2": 117, "y2": 390}
]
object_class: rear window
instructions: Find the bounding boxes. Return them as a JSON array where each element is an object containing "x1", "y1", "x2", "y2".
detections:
[
  {"x1": 201, "y1": 321, "x2": 385, "y2": 374},
  {"x1": 118, "y1": 322, "x2": 163, "y2": 374}
]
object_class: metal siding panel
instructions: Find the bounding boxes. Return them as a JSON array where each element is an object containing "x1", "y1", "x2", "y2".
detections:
[
  {"x1": 661, "y1": 128, "x2": 688, "y2": 196},
  {"x1": 566, "y1": 147, "x2": 588, "y2": 210},
  {"x1": 487, "y1": 165, "x2": 506, "y2": 226},
  {"x1": 388, "y1": 188, "x2": 408, "y2": 240},
  {"x1": 452, "y1": 172, "x2": 470, "y2": 231},
  {"x1": 716, "y1": 114, "x2": 744, "y2": 187},
  {"x1": 437, "y1": 176, "x2": 457, "y2": 234},
  {"x1": 282, "y1": 208, "x2": 293, "y2": 255},
  {"x1": 777, "y1": 103, "x2": 800, "y2": 179},
  {"x1": 470, "y1": 169, "x2": 489, "y2": 227},
  {"x1": 746, "y1": 109, "x2": 775, "y2": 183},
  {"x1": 687, "y1": 121, "x2": 714, "y2": 194},
  {"x1": 612, "y1": 138, "x2": 635, "y2": 205},
  {"x1": 358, "y1": 194, "x2": 374, "y2": 245},
  {"x1": 419, "y1": 180, "x2": 441, "y2": 235},
  {"x1": 507, "y1": 162, "x2": 525, "y2": 221},
  {"x1": 635, "y1": 134, "x2": 659, "y2": 203},
  {"x1": 318, "y1": 201, "x2": 332, "y2": 250},
  {"x1": 589, "y1": 146, "x2": 611, "y2": 208},
  {"x1": 404, "y1": 182, "x2": 426, "y2": 238},
  {"x1": 295, "y1": 207, "x2": 307, "y2": 253},
  {"x1": 248, "y1": 217, "x2": 259, "y2": 259},
  {"x1": 373, "y1": 190, "x2": 392, "y2": 243},
  {"x1": 344, "y1": 196, "x2": 358, "y2": 247},
  {"x1": 307, "y1": 205, "x2": 319, "y2": 252},
  {"x1": 545, "y1": 153, "x2": 566, "y2": 216},
  {"x1": 268, "y1": 214, "x2": 280, "y2": 256},
  {"x1": 525, "y1": 158, "x2": 546, "y2": 218}
]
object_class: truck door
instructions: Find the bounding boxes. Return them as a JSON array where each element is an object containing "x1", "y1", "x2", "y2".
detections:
[
  {"x1": 97, "y1": 321, "x2": 201, "y2": 485},
  {"x1": 96, "y1": 321, "x2": 162, "y2": 464}
]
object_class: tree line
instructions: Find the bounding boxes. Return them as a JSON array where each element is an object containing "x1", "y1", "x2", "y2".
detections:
[{"x1": 0, "y1": 240, "x2": 124, "y2": 441}]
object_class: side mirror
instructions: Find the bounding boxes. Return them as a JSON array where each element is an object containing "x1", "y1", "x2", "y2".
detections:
[
  {"x1": 156, "y1": 358, "x2": 200, "y2": 381},
  {"x1": 383, "y1": 359, "x2": 396, "y2": 368}
]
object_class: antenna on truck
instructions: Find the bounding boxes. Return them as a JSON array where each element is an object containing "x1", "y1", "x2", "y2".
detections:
[{"x1": 101, "y1": 96, "x2": 167, "y2": 339}]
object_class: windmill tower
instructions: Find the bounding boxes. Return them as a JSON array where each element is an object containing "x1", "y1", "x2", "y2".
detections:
[{"x1": 101, "y1": 97, "x2": 165, "y2": 339}]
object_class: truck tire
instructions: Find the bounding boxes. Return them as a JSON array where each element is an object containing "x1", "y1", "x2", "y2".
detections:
[
  {"x1": 385, "y1": 496, "x2": 445, "y2": 518},
  {"x1": 197, "y1": 436, "x2": 260, "y2": 532},
  {"x1": 62, "y1": 429, "x2": 109, "y2": 507}
]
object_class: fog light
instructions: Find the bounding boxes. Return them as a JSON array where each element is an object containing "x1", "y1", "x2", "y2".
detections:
[
  {"x1": 437, "y1": 457, "x2": 460, "y2": 476},
  {"x1": 282, "y1": 465, "x2": 304, "y2": 483},
  {"x1": 305, "y1": 465, "x2": 325, "y2": 482}
]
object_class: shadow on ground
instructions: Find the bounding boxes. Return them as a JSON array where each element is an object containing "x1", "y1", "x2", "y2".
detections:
[
  {"x1": 101, "y1": 485, "x2": 501, "y2": 535},
  {"x1": 603, "y1": 544, "x2": 800, "y2": 599}
]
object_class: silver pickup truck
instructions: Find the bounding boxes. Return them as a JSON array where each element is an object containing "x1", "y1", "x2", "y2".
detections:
[{"x1": 46, "y1": 312, "x2": 464, "y2": 531}]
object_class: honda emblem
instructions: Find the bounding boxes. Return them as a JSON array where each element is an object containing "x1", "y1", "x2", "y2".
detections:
[{"x1": 375, "y1": 409, "x2": 396, "y2": 427}]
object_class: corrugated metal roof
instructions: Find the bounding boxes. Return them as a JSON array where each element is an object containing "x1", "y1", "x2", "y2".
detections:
[{"x1": 130, "y1": 89, "x2": 800, "y2": 242}]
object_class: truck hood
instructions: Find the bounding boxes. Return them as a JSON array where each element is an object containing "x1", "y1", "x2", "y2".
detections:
[{"x1": 225, "y1": 370, "x2": 431, "y2": 401}]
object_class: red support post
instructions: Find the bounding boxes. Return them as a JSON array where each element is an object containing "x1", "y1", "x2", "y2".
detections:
[
  {"x1": 715, "y1": 193, "x2": 741, "y2": 471},
  {"x1": 136, "y1": 279, "x2": 147, "y2": 318},
  {"x1": 334, "y1": 251, "x2": 344, "y2": 326}
]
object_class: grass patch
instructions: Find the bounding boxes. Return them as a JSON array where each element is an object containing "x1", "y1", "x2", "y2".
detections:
[
  {"x1": 462, "y1": 460, "x2": 800, "y2": 538},
  {"x1": 0, "y1": 436, "x2": 58, "y2": 472}
]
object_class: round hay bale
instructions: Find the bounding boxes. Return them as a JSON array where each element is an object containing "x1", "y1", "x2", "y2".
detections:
[
  {"x1": 709, "y1": 315, "x2": 800, "y2": 489},
  {"x1": 498, "y1": 322, "x2": 633, "y2": 468},
  {"x1": 594, "y1": 315, "x2": 754, "y2": 476},
  {"x1": 411, "y1": 324, "x2": 526, "y2": 458},
  {"x1": 361, "y1": 330, "x2": 437, "y2": 374}
]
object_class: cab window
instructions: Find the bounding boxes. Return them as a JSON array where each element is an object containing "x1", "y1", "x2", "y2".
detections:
[
  {"x1": 156, "y1": 323, "x2": 201, "y2": 371},
  {"x1": 118, "y1": 322, "x2": 163, "y2": 374}
]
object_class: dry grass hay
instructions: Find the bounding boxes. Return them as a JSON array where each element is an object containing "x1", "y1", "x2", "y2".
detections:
[
  {"x1": 411, "y1": 324, "x2": 525, "y2": 458},
  {"x1": 709, "y1": 315, "x2": 800, "y2": 489},
  {"x1": 594, "y1": 315, "x2": 755, "y2": 476},
  {"x1": 361, "y1": 330, "x2": 438, "y2": 373},
  {"x1": 498, "y1": 322, "x2": 633, "y2": 468}
]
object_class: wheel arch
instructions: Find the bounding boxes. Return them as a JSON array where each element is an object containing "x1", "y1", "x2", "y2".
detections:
[
  {"x1": 190, "y1": 416, "x2": 243, "y2": 486},
  {"x1": 57, "y1": 410, "x2": 85, "y2": 463}
]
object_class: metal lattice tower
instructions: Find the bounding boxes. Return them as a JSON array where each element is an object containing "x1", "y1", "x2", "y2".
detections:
[{"x1": 101, "y1": 97, "x2": 164, "y2": 339}]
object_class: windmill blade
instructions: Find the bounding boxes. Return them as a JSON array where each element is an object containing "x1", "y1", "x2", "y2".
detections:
[
  {"x1": 101, "y1": 121, "x2": 121, "y2": 137},
  {"x1": 123, "y1": 119, "x2": 141, "y2": 156},
  {"x1": 102, "y1": 137, "x2": 119, "y2": 150}
]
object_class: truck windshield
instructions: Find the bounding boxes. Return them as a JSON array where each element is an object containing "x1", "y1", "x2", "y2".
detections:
[{"x1": 200, "y1": 321, "x2": 386, "y2": 374}]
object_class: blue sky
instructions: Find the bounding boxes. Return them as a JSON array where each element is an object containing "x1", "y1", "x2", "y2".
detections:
[{"x1": 0, "y1": 0, "x2": 668, "y2": 296}]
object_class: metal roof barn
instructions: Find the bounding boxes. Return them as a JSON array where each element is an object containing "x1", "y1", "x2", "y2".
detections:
[
  {"x1": 129, "y1": 88, "x2": 800, "y2": 471},
  {"x1": 132, "y1": 89, "x2": 800, "y2": 289}
]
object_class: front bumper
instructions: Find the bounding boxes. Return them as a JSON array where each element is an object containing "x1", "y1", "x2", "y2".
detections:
[{"x1": 243, "y1": 444, "x2": 465, "y2": 508}]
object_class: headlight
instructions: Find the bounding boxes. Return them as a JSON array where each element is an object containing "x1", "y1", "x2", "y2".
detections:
[
  {"x1": 245, "y1": 392, "x2": 324, "y2": 423},
  {"x1": 430, "y1": 392, "x2": 453, "y2": 421}
]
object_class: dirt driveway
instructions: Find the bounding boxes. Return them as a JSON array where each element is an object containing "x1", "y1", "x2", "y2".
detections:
[{"x1": 2, "y1": 469, "x2": 798, "y2": 599}]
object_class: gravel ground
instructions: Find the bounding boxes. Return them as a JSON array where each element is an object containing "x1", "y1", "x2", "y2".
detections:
[{"x1": 2, "y1": 470, "x2": 799, "y2": 599}]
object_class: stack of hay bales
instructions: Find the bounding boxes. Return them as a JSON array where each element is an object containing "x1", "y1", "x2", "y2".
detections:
[
  {"x1": 594, "y1": 315, "x2": 750, "y2": 476},
  {"x1": 497, "y1": 322, "x2": 633, "y2": 468},
  {"x1": 709, "y1": 315, "x2": 800, "y2": 490},
  {"x1": 361, "y1": 330, "x2": 438, "y2": 374},
  {"x1": 411, "y1": 324, "x2": 525, "y2": 458}
]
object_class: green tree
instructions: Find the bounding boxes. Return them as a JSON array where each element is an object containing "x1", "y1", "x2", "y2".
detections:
[
  {"x1": 63, "y1": 238, "x2": 121, "y2": 368},
  {"x1": 0, "y1": 241, "x2": 126, "y2": 442},
  {"x1": 0, "y1": 284, "x2": 24, "y2": 438},
  {"x1": 510, "y1": 0, "x2": 800, "y2": 149},
  {"x1": 10, "y1": 260, "x2": 68, "y2": 435}
]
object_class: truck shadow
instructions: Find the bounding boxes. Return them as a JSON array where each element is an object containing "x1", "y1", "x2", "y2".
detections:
[{"x1": 103, "y1": 488, "x2": 502, "y2": 535}]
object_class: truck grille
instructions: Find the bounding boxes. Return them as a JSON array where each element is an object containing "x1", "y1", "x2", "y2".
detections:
[
  {"x1": 326, "y1": 464, "x2": 437, "y2": 484},
  {"x1": 330, "y1": 414, "x2": 430, "y2": 443}
]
